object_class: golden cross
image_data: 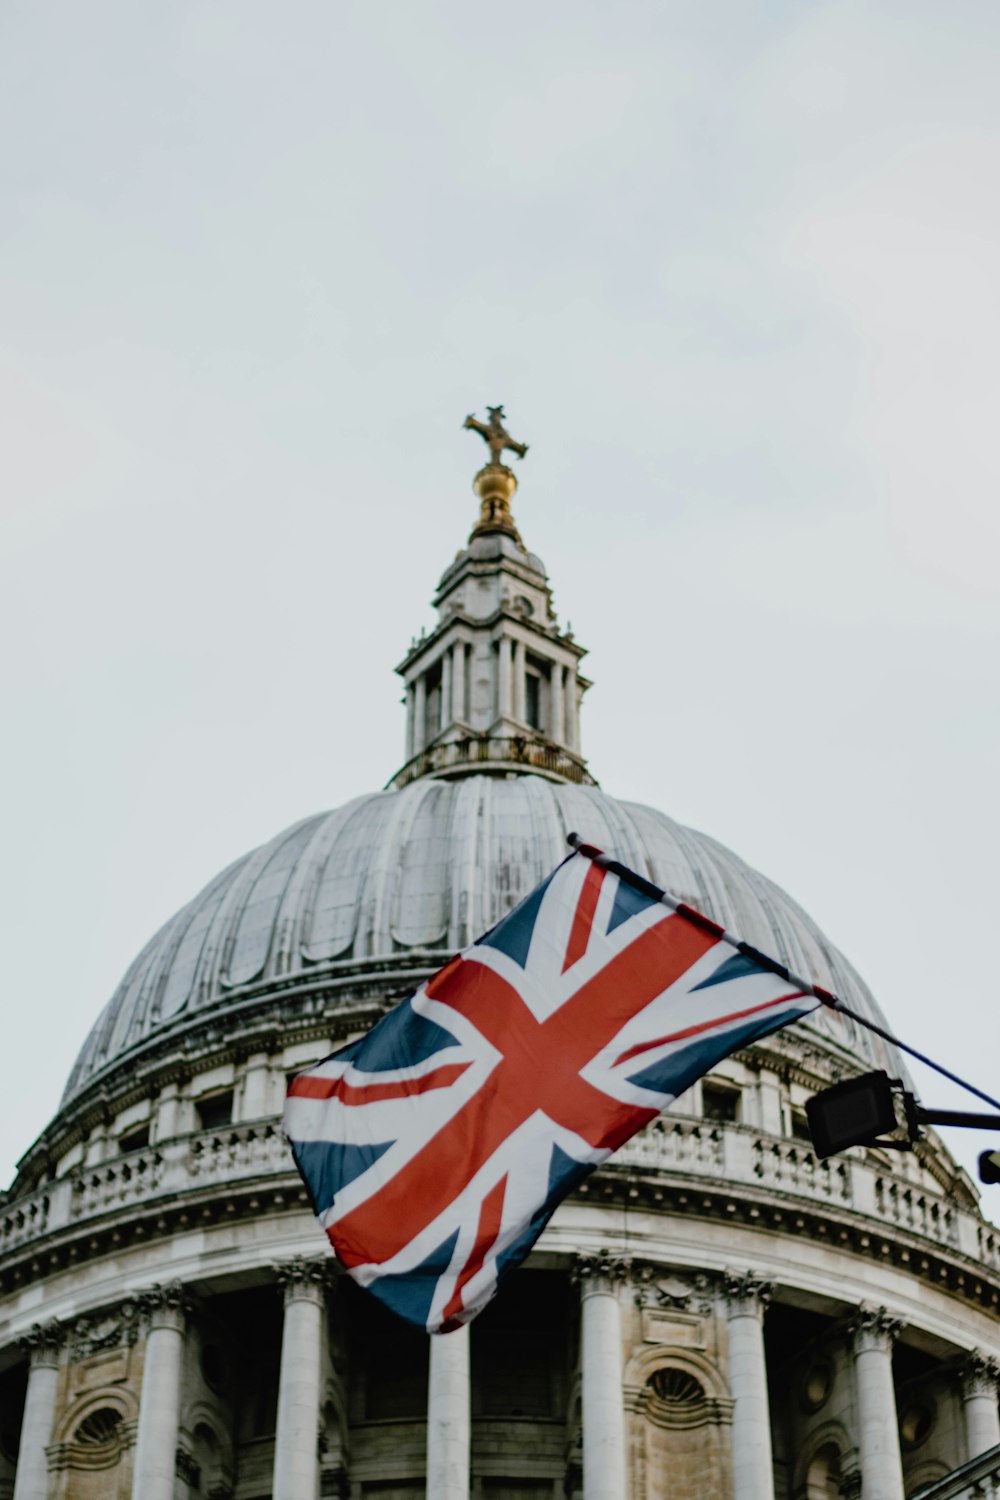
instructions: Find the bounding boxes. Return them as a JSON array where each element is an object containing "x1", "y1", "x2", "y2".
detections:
[{"x1": 463, "y1": 405, "x2": 529, "y2": 467}]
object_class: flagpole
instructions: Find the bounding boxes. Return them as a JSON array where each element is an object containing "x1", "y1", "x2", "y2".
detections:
[{"x1": 566, "y1": 833, "x2": 1000, "y2": 1115}]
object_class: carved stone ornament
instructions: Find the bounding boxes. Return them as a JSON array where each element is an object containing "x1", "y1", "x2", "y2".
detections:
[
  {"x1": 960, "y1": 1349, "x2": 1000, "y2": 1401},
  {"x1": 137, "y1": 1281, "x2": 193, "y2": 1330},
  {"x1": 847, "y1": 1303, "x2": 903, "y2": 1353},
  {"x1": 633, "y1": 1265, "x2": 714, "y2": 1317},
  {"x1": 19, "y1": 1318, "x2": 64, "y2": 1368},
  {"x1": 69, "y1": 1299, "x2": 140, "y2": 1361},
  {"x1": 723, "y1": 1270, "x2": 773, "y2": 1317},
  {"x1": 273, "y1": 1255, "x2": 331, "y2": 1303},
  {"x1": 571, "y1": 1249, "x2": 632, "y2": 1293}
]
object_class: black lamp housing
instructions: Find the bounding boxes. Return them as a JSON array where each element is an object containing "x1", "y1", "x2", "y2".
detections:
[{"x1": 805, "y1": 1070, "x2": 900, "y2": 1159}]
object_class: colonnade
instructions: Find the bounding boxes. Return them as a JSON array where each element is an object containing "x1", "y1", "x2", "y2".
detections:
[
  {"x1": 9, "y1": 1265, "x2": 1000, "y2": 1499},
  {"x1": 404, "y1": 637, "x2": 580, "y2": 758}
]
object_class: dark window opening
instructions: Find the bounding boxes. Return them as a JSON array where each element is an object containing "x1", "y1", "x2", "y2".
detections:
[
  {"x1": 119, "y1": 1124, "x2": 150, "y2": 1154},
  {"x1": 524, "y1": 671, "x2": 542, "y2": 731},
  {"x1": 702, "y1": 1082, "x2": 740, "y2": 1123},
  {"x1": 196, "y1": 1091, "x2": 234, "y2": 1131}
]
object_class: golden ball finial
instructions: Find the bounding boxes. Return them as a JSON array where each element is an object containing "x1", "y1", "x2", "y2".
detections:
[{"x1": 471, "y1": 463, "x2": 522, "y2": 543}]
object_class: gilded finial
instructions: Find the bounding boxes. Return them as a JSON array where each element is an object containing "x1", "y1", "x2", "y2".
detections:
[{"x1": 463, "y1": 404, "x2": 528, "y2": 543}]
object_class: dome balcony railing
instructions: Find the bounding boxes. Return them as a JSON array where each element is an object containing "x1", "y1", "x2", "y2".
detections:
[
  {"x1": 387, "y1": 733, "x2": 597, "y2": 790},
  {"x1": 0, "y1": 1115, "x2": 992, "y2": 1275}
]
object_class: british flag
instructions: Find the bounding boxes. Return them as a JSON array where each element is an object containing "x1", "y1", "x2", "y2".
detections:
[{"x1": 283, "y1": 844, "x2": 819, "y2": 1334}]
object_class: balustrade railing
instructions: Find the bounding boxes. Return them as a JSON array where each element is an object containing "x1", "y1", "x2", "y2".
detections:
[
  {"x1": 753, "y1": 1137, "x2": 852, "y2": 1203},
  {"x1": 0, "y1": 1116, "x2": 990, "y2": 1280},
  {"x1": 71, "y1": 1147, "x2": 164, "y2": 1220},
  {"x1": 0, "y1": 1191, "x2": 49, "y2": 1255},
  {"x1": 874, "y1": 1176, "x2": 960, "y2": 1248},
  {"x1": 617, "y1": 1117, "x2": 725, "y2": 1173},
  {"x1": 187, "y1": 1120, "x2": 290, "y2": 1180}
]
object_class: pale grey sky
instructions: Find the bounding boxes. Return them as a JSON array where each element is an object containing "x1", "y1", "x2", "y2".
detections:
[{"x1": 2, "y1": 1, "x2": 999, "y2": 1195}]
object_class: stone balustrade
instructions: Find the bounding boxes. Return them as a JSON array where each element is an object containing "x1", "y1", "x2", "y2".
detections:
[{"x1": 0, "y1": 1116, "x2": 994, "y2": 1288}]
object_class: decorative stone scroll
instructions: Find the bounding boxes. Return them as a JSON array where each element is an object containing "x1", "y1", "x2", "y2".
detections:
[
  {"x1": 723, "y1": 1269, "x2": 773, "y2": 1318},
  {"x1": 571, "y1": 1249, "x2": 632, "y2": 1296},
  {"x1": 19, "y1": 1318, "x2": 64, "y2": 1369},
  {"x1": 272, "y1": 1255, "x2": 331, "y2": 1306},
  {"x1": 633, "y1": 1265, "x2": 714, "y2": 1317},
  {"x1": 137, "y1": 1280, "x2": 193, "y2": 1334},
  {"x1": 846, "y1": 1303, "x2": 903, "y2": 1354},
  {"x1": 69, "y1": 1299, "x2": 140, "y2": 1361},
  {"x1": 960, "y1": 1349, "x2": 1000, "y2": 1401}
]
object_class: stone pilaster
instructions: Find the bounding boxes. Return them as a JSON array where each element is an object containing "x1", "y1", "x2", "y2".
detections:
[
  {"x1": 427, "y1": 1324, "x2": 470, "y2": 1500},
  {"x1": 723, "y1": 1271, "x2": 775, "y2": 1500},
  {"x1": 574, "y1": 1253, "x2": 630, "y2": 1500},
  {"x1": 959, "y1": 1350, "x2": 1000, "y2": 1461},
  {"x1": 848, "y1": 1305, "x2": 905, "y2": 1500},
  {"x1": 12, "y1": 1321, "x2": 63, "y2": 1500},
  {"x1": 272, "y1": 1257, "x2": 328, "y2": 1500},
  {"x1": 131, "y1": 1283, "x2": 190, "y2": 1500}
]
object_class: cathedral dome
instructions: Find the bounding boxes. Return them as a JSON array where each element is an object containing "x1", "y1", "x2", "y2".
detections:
[{"x1": 63, "y1": 775, "x2": 901, "y2": 1107}]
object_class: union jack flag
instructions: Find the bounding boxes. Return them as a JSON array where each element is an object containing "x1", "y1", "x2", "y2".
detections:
[{"x1": 283, "y1": 843, "x2": 820, "y2": 1333}]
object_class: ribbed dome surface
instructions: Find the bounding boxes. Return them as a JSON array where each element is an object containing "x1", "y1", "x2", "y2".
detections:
[{"x1": 64, "y1": 776, "x2": 898, "y2": 1103}]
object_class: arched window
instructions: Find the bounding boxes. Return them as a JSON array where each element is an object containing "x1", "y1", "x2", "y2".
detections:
[{"x1": 804, "y1": 1442, "x2": 842, "y2": 1500}]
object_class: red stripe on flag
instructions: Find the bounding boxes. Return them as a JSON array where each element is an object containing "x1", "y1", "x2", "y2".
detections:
[
  {"x1": 612, "y1": 992, "x2": 807, "y2": 1067},
  {"x1": 562, "y1": 862, "x2": 606, "y2": 972},
  {"x1": 440, "y1": 1173, "x2": 508, "y2": 1328},
  {"x1": 288, "y1": 1061, "x2": 471, "y2": 1105}
]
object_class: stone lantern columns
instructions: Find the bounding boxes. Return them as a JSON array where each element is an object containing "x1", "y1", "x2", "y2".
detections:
[
  {"x1": 848, "y1": 1305, "x2": 905, "y2": 1500},
  {"x1": 12, "y1": 1321, "x2": 63, "y2": 1500},
  {"x1": 960, "y1": 1351, "x2": 1000, "y2": 1461},
  {"x1": 273, "y1": 1257, "x2": 328, "y2": 1500},
  {"x1": 574, "y1": 1253, "x2": 629, "y2": 1500},
  {"x1": 723, "y1": 1271, "x2": 776, "y2": 1500},
  {"x1": 131, "y1": 1283, "x2": 190, "y2": 1500}
]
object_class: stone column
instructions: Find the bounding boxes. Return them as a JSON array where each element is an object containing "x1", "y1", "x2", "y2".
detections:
[
  {"x1": 442, "y1": 650, "x2": 453, "y2": 733},
  {"x1": 451, "y1": 642, "x2": 466, "y2": 724},
  {"x1": 131, "y1": 1284, "x2": 189, "y2": 1500},
  {"x1": 413, "y1": 676, "x2": 427, "y2": 755},
  {"x1": 723, "y1": 1272, "x2": 775, "y2": 1500},
  {"x1": 152, "y1": 1080, "x2": 182, "y2": 1143},
  {"x1": 513, "y1": 640, "x2": 527, "y2": 723},
  {"x1": 960, "y1": 1351, "x2": 1000, "y2": 1461},
  {"x1": 12, "y1": 1322, "x2": 63, "y2": 1500},
  {"x1": 497, "y1": 636, "x2": 511, "y2": 721},
  {"x1": 849, "y1": 1305, "x2": 905, "y2": 1500},
  {"x1": 575, "y1": 1253, "x2": 628, "y2": 1500},
  {"x1": 273, "y1": 1258, "x2": 326, "y2": 1500},
  {"x1": 427, "y1": 1325, "x2": 470, "y2": 1499},
  {"x1": 551, "y1": 663, "x2": 565, "y2": 744},
  {"x1": 241, "y1": 1051, "x2": 273, "y2": 1119},
  {"x1": 405, "y1": 682, "x2": 416, "y2": 759}
]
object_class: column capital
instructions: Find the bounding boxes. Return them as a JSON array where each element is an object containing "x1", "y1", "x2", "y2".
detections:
[
  {"x1": 273, "y1": 1254, "x2": 331, "y2": 1306},
  {"x1": 959, "y1": 1349, "x2": 1000, "y2": 1402},
  {"x1": 138, "y1": 1281, "x2": 193, "y2": 1333},
  {"x1": 723, "y1": 1269, "x2": 773, "y2": 1318},
  {"x1": 571, "y1": 1249, "x2": 632, "y2": 1295},
  {"x1": 19, "y1": 1319, "x2": 64, "y2": 1369},
  {"x1": 847, "y1": 1303, "x2": 902, "y2": 1354}
]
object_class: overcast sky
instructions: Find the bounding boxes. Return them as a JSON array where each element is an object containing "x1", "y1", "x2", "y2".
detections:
[{"x1": 2, "y1": 2, "x2": 998, "y2": 1199}]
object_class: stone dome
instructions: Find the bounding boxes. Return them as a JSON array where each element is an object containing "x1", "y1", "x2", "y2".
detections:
[{"x1": 63, "y1": 775, "x2": 901, "y2": 1106}]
